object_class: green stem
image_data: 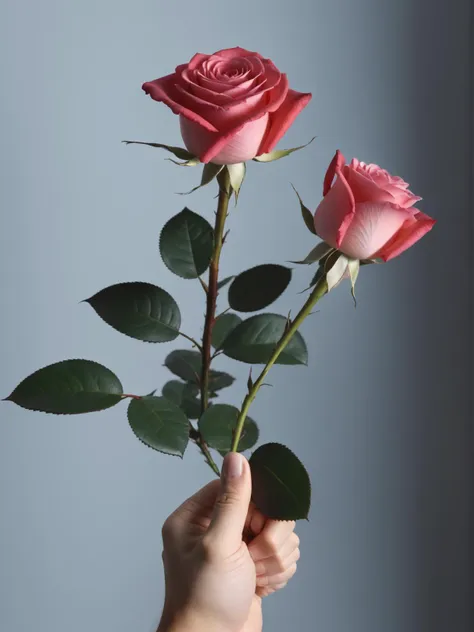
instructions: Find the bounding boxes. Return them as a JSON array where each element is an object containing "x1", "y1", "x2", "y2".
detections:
[
  {"x1": 195, "y1": 169, "x2": 231, "y2": 476},
  {"x1": 231, "y1": 275, "x2": 328, "y2": 452},
  {"x1": 189, "y1": 424, "x2": 220, "y2": 476},
  {"x1": 177, "y1": 331, "x2": 202, "y2": 350},
  {"x1": 198, "y1": 439, "x2": 220, "y2": 476}
]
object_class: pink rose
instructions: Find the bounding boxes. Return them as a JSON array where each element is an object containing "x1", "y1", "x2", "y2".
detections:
[
  {"x1": 142, "y1": 47, "x2": 312, "y2": 165},
  {"x1": 314, "y1": 150, "x2": 435, "y2": 261}
]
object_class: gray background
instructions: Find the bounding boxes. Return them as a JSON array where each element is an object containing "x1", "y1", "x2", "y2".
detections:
[{"x1": 0, "y1": 1, "x2": 472, "y2": 631}]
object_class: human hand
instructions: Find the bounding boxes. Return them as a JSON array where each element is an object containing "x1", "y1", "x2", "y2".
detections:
[{"x1": 158, "y1": 452, "x2": 300, "y2": 632}]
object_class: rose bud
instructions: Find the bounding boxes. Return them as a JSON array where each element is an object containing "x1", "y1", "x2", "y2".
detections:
[{"x1": 314, "y1": 150, "x2": 435, "y2": 261}]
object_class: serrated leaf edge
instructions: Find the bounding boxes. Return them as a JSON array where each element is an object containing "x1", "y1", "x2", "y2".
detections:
[
  {"x1": 127, "y1": 397, "x2": 189, "y2": 458},
  {"x1": 159, "y1": 208, "x2": 214, "y2": 279},
  {"x1": 3, "y1": 358, "x2": 124, "y2": 415},
  {"x1": 222, "y1": 313, "x2": 308, "y2": 366},
  {"x1": 85, "y1": 281, "x2": 182, "y2": 343},
  {"x1": 250, "y1": 442, "x2": 312, "y2": 520}
]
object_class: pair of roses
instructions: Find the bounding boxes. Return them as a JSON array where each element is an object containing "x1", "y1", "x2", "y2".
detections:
[
  {"x1": 5, "y1": 46, "x2": 435, "y2": 522},
  {"x1": 143, "y1": 46, "x2": 434, "y2": 260}
]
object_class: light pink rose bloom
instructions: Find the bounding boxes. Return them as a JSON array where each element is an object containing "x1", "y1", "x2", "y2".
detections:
[
  {"x1": 314, "y1": 150, "x2": 435, "y2": 261},
  {"x1": 142, "y1": 47, "x2": 312, "y2": 165}
]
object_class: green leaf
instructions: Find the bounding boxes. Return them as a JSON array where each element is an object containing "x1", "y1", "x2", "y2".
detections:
[
  {"x1": 164, "y1": 350, "x2": 235, "y2": 391},
  {"x1": 198, "y1": 404, "x2": 259, "y2": 453},
  {"x1": 122, "y1": 140, "x2": 195, "y2": 162},
  {"x1": 309, "y1": 265, "x2": 325, "y2": 289},
  {"x1": 4, "y1": 360, "x2": 123, "y2": 414},
  {"x1": 227, "y1": 163, "x2": 246, "y2": 201},
  {"x1": 212, "y1": 313, "x2": 243, "y2": 349},
  {"x1": 181, "y1": 163, "x2": 224, "y2": 194},
  {"x1": 291, "y1": 184, "x2": 316, "y2": 235},
  {"x1": 85, "y1": 282, "x2": 181, "y2": 343},
  {"x1": 253, "y1": 137, "x2": 316, "y2": 163},
  {"x1": 217, "y1": 275, "x2": 235, "y2": 291},
  {"x1": 346, "y1": 258, "x2": 360, "y2": 307},
  {"x1": 127, "y1": 396, "x2": 189, "y2": 457},
  {"x1": 360, "y1": 257, "x2": 383, "y2": 266},
  {"x1": 249, "y1": 443, "x2": 311, "y2": 520},
  {"x1": 291, "y1": 241, "x2": 333, "y2": 265},
  {"x1": 168, "y1": 157, "x2": 201, "y2": 167},
  {"x1": 162, "y1": 380, "x2": 201, "y2": 419},
  {"x1": 164, "y1": 350, "x2": 202, "y2": 382},
  {"x1": 201, "y1": 163, "x2": 224, "y2": 186},
  {"x1": 159, "y1": 208, "x2": 214, "y2": 279},
  {"x1": 229, "y1": 265, "x2": 292, "y2": 312},
  {"x1": 222, "y1": 314, "x2": 308, "y2": 365},
  {"x1": 209, "y1": 371, "x2": 235, "y2": 391},
  {"x1": 326, "y1": 253, "x2": 349, "y2": 291}
]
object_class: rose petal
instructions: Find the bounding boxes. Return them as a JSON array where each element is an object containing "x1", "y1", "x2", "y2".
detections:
[
  {"x1": 323, "y1": 150, "x2": 346, "y2": 196},
  {"x1": 257, "y1": 86, "x2": 311, "y2": 154},
  {"x1": 220, "y1": 65, "x2": 279, "y2": 104},
  {"x1": 212, "y1": 47, "x2": 265, "y2": 61},
  {"x1": 180, "y1": 69, "x2": 234, "y2": 106},
  {"x1": 374, "y1": 210, "x2": 436, "y2": 261},
  {"x1": 173, "y1": 81, "x2": 222, "y2": 112},
  {"x1": 338, "y1": 202, "x2": 412, "y2": 260},
  {"x1": 187, "y1": 53, "x2": 211, "y2": 71},
  {"x1": 173, "y1": 83, "x2": 268, "y2": 132},
  {"x1": 181, "y1": 73, "x2": 284, "y2": 137},
  {"x1": 197, "y1": 71, "x2": 254, "y2": 93},
  {"x1": 347, "y1": 160, "x2": 422, "y2": 208},
  {"x1": 345, "y1": 167, "x2": 421, "y2": 209},
  {"x1": 178, "y1": 74, "x2": 289, "y2": 163},
  {"x1": 314, "y1": 166, "x2": 355, "y2": 248},
  {"x1": 390, "y1": 176, "x2": 410, "y2": 189},
  {"x1": 142, "y1": 76, "x2": 218, "y2": 132},
  {"x1": 224, "y1": 75, "x2": 265, "y2": 97},
  {"x1": 380, "y1": 183, "x2": 422, "y2": 207},
  {"x1": 180, "y1": 113, "x2": 269, "y2": 164},
  {"x1": 345, "y1": 167, "x2": 398, "y2": 205},
  {"x1": 244, "y1": 56, "x2": 266, "y2": 77}
]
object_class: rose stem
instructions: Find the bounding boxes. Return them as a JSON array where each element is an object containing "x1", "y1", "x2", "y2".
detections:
[
  {"x1": 196, "y1": 168, "x2": 231, "y2": 476},
  {"x1": 231, "y1": 274, "x2": 328, "y2": 452}
]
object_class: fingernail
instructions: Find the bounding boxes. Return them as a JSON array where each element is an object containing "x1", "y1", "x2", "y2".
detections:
[{"x1": 223, "y1": 452, "x2": 243, "y2": 480}]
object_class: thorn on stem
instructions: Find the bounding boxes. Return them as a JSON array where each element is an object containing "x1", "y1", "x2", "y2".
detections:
[
  {"x1": 199, "y1": 277, "x2": 209, "y2": 293},
  {"x1": 247, "y1": 369, "x2": 253, "y2": 392}
]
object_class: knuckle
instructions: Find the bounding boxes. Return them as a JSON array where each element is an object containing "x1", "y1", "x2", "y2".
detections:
[
  {"x1": 256, "y1": 573, "x2": 269, "y2": 588},
  {"x1": 275, "y1": 557, "x2": 287, "y2": 573},
  {"x1": 161, "y1": 517, "x2": 175, "y2": 542},
  {"x1": 215, "y1": 489, "x2": 240, "y2": 509},
  {"x1": 292, "y1": 533, "x2": 300, "y2": 548},
  {"x1": 200, "y1": 534, "x2": 219, "y2": 562},
  {"x1": 266, "y1": 534, "x2": 280, "y2": 555},
  {"x1": 294, "y1": 548, "x2": 301, "y2": 562}
]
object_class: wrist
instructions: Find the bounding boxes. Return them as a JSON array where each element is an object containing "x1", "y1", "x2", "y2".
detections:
[{"x1": 158, "y1": 607, "x2": 233, "y2": 632}]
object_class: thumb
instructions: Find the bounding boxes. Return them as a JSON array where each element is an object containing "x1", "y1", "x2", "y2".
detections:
[{"x1": 207, "y1": 452, "x2": 252, "y2": 554}]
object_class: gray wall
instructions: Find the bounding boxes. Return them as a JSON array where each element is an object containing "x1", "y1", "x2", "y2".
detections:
[{"x1": 0, "y1": 1, "x2": 472, "y2": 631}]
